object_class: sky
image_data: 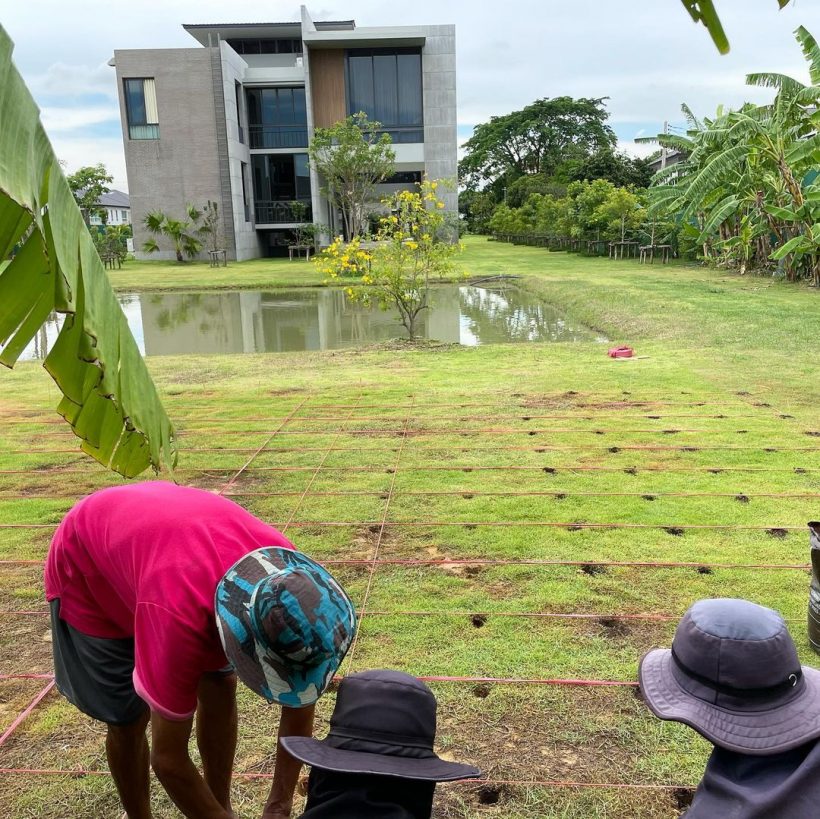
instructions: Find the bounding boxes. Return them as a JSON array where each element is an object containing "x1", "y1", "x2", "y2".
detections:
[{"x1": 4, "y1": 0, "x2": 819, "y2": 192}]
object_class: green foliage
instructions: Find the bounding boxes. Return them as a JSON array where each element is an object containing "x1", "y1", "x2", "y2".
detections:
[
  {"x1": 681, "y1": 0, "x2": 793, "y2": 54},
  {"x1": 459, "y1": 97, "x2": 616, "y2": 191},
  {"x1": 0, "y1": 25, "x2": 175, "y2": 476},
  {"x1": 559, "y1": 149, "x2": 653, "y2": 189},
  {"x1": 308, "y1": 112, "x2": 396, "y2": 239},
  {"x1": 65, "y1": 163, "x2": 113, "y2": 227},
  {"x1": 92, "y1": 224, "x2": 130, "y2": 263},
  {"x1": 316, "y1": 181, "x2": 462, "y2": 339},
  {"x1": 143, "y1": 204, "x2": 206, "y2": 263},
  {"x1": 644, "y1": 26, "x2": 820, "y2": 283}
]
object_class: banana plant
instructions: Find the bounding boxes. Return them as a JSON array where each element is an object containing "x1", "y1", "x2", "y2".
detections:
[
  {"x1": 0, "y1": 26, "x2": 176, "y2": 476},
  {"x1": 681, "y1": 0, "x2": 793, "y2": 54}
]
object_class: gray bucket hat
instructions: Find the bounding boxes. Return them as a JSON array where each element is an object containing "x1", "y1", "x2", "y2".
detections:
[
  {"x1": 281, "y1": 669, "x2": 481, "y2": 781},
  {"x1": 639, "y1": 598, "x2": 820, "y2": 755}
]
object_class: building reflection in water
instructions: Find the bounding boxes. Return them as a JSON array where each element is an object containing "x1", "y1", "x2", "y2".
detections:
[{"x1": 21, "y1": 286, "x2": 606, "y2": 361}]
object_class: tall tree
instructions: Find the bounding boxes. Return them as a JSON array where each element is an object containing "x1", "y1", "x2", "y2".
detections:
[
  {"x1": 66, "y1": 163, "x2": 113, "y2": 227},
  {"x1": 309, "y1": 112, "x2": 396, "y2": 239},
  {"x1": 459, "y1": 97, "x2": 616, "y2": 191}
]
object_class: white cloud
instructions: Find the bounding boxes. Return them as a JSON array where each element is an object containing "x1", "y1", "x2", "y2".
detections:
[
  {"x1": 50, "y1": 136, "x2": 128, "y2": 191},
  {"x1": 40, "y1": 106, "x2": 120, "y2": 132},
  {"x1": 26, "y1": 62, "x2": 118, "y2": 101},
  {"x1": 617, "y1": 140, "x2": 657, "y2": 159}
]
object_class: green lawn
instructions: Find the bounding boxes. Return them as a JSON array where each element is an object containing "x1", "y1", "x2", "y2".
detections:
[
  {"x1": 1, "y1": 237, "x2": 818, "y2": 817},
  {"x1": 106, "y1": 255, "x2": 327, "y2": 291}
]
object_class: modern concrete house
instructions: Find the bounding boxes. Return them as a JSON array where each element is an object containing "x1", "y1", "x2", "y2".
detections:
[{"x1": 112, "y1": 6, "x2": 456, "y2": 260}]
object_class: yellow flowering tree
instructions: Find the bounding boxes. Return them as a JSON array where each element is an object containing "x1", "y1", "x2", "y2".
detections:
[{"x1": 316, "y1": 180, "x2": 462, "y2": 340}]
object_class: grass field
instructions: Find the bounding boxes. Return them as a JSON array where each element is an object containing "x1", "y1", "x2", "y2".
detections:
[{"x1": 1, "y1": 237, "x2": 818, "y2": 817}]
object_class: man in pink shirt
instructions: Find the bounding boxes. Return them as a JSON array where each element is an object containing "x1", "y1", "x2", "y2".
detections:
[{"x1": 45, "y1": 482, "x2": 356, "y2": 819}]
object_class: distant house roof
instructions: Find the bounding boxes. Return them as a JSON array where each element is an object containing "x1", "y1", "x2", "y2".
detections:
[{"x1": 97, "y1": 189, "x2": 130, "y2": 208}]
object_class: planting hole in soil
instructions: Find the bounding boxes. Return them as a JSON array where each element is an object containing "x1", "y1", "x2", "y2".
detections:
[
  {"x1": 673, "y1": 788, "x2": 695, "y2": 811},
  {"x1": 471, "y1": 613, "x2": 488, "y2": 628},
  {"x1": 598, "y1": 617, "x2": 630, "y2": 636},
  {"x1": 543, "y1": 467, "x2": 556, "y2": 474},
  {"x1": 477, "y1": 786, "x2": 503, "y2": 806},
  {"x1": 473, "y1": 683, "x2": 491, "y2": 699},
  {"x1": 554, "y1": 493, "x2": 567, "y2": 500},
  {"x1": 462, "y1": 493, "x2": 474, "y2": 499},
  {"x1": 624, "y1": 467, "x2": 638, "y2": 475},
  {"x1": 665, "y1": 527, "x2": 685, "y2": 537},
  {"x1": 767, "y1": 528, "x2": 788, "y2": 539},
  {"x1": 581, "y1": 563, "x2": 607, "y2": 576},
  {"x1": 735, "y1": 494, "x2": 750, "y2": 504},
  {"x1": 697, "y1": 565, "x2": 713, "y2": 575},
  {"x1": 642, "y1": 494, "x2": 656, "y2": 502},
  {"x1": 780, "y1": 414, "x2": 795, "y2": 419},
  {"x1": 609, "y1": 446, "x2": 621, "y2": 453}
]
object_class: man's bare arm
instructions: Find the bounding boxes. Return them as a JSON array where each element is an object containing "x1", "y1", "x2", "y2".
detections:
[{"x1": 261, "y1": 704, "x2": 316, "y2": 819}]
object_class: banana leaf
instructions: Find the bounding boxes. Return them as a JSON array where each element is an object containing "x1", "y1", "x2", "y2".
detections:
[{"x1": 0, "y1": 26, "x2": 176, "y2": 477}]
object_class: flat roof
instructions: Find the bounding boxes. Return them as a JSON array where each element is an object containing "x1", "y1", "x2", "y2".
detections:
[{"x1": 182, "y1": 20, "x2": 355, "y2": 46}]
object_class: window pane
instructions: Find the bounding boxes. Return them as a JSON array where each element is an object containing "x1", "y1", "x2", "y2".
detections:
[
  {"x1": 347, "y1": 54, "x2": 374, "y2": 117},
  {"x1": 260, "y1": 40, "x2": 277, "y2": 54},
  {"x1": 278, "y1": 88, "x2": 294, "y2": 125},
  {"x1": 261, "y1": 88, "x2": 278, "y2": 126},
  {"x1": 246, "y1": 89, "x2": 260, "y2": 125},
  {"x1": 373, "y1": 55, "x2": 397, "y2": 126},
  {"x1": 294, "y1": 154, "x2": 311, "y2": 199},
  {"x1": 124, "y1": 79, "x2": 146, "y2": 126},
  {"x1": 277, "y1": 39, "x2": 294, "y2": 53},
  {"x1": 292, "y1": 87, "x2": 306, "y2": 124},
  {"x1": 397, "y1": 53, "x2": 422, "y2": 126}
]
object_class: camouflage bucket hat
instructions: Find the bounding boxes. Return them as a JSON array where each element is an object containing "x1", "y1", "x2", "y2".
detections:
[{"x1": 215, "y1": 547, "x2": 356, "y2": 707}]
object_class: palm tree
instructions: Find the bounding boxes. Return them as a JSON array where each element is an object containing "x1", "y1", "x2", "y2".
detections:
[{"x1": 143, "y1": 205, "x2": 205, "y2": 262}]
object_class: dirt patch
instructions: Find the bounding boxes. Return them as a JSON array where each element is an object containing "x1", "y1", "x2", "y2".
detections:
[
  {"x1": 664, "y1": 527, "x2": 685, "y2": 537},
  {"x1": 767, "y1": 528, "x2": 789, "y2": 539},
  {"x1": 580, "y1": 563, "x2": 607, "y2": 576},
  {"x1": 735, "y1": 494, "x2": 750, "y2": 504}
]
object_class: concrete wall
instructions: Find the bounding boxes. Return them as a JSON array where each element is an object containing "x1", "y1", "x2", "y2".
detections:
[
  {"x1": 420, "y1": 25, "x2": 457, "y2": 215},
  {"x1": 115, "y1": 48, "x2": 229, "y2": 261},
  {"x1": 219, "y1": 42, "x2": 263, "y2": 261}
]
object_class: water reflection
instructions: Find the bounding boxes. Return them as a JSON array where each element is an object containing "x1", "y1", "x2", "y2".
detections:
[{"x1": 21, "y1": 285, "x2": 606, "y2": 360}]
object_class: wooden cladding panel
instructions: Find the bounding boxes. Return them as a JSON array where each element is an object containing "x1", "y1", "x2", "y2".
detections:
[{"x1": 310, "y1": 49, "x2": 346, "y2": 128}]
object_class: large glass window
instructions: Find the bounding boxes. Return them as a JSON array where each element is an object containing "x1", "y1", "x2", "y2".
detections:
[
  {"x1": 124, "y1": 78, "x2": 159, "y2": 140},
  {"x1": 246, "y1": 87, "x2": 308, "y2": 148},
  {"x1": 344, "y1": 49, "x2": 423, "y2": 142},
  {"x1": 251, "y1": 154, "x2": 312, "y2": 224}
]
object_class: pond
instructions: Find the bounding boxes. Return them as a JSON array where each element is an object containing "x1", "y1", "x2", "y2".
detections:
[{"x1": 21, "y1": 284, "x2": 607, "y2": 360}]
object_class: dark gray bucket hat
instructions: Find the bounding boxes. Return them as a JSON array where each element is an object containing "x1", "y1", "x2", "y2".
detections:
[
  {"x1": 281, "y1": 669, "x2": 481, "y2": 781},
  {"x1": 639, "y1": 598, "x2": 820, "y2": 755}
]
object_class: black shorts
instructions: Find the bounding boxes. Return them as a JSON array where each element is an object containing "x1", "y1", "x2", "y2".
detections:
[{"x1": 50, "y1": 599, "x2": 148, "y2": 726}]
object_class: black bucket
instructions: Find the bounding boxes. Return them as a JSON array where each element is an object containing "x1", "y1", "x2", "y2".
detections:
[{"x1": 809, "y1": 522, "x2": 820, "y2": 654}]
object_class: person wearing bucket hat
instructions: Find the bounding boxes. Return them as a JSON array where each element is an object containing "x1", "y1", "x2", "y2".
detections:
[
  {"x1": 280, "y1": 669, "x2": 481, "y2": 818},
  {"x1": 44, "y1": 482, "x2": 356, "y2": 819},
  {"x1": 639, "y1": 598, "x2": 820, "y2": 818}
]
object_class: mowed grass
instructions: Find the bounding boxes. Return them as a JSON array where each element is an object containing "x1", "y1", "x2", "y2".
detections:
[{"x1": 0, "y1": 237, "x2": 819, "y2": 817}]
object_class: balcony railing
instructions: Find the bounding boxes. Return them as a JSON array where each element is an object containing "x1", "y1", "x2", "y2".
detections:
[
  {"x1": 249, "y1": 125, "x2": 309, "y2": 149},
  {"x1": 254, "y1": 200, "x2": 312, "y2": 224}
]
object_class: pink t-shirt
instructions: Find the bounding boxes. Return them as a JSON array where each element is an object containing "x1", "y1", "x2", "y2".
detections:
[{"x1": 44, "y1": 482, "x2": 294, "y2": 720}]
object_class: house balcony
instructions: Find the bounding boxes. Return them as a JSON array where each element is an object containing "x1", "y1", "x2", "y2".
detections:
[
  {"x1": 254, "y1": 199, "x2": 312, "y2": 225},
  {"x1": 249, "y1": 125, "x2": 309, "y2": 150}
]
